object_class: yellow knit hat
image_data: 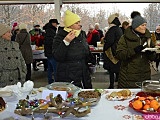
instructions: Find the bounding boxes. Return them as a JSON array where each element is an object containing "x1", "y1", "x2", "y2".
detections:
[{"x1": 63, "y1": 10, "x2": 81, "y2": 27}]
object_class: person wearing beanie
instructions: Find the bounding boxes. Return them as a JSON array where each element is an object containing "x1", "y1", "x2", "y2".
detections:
[
  {"x1": 52, "y1": 10, "x2": 94, "y2": 89},
  {"x1": 103, "y1": 13, "x2": 123, "y2": 89},
  {"x1": 43, "y1": 18, "x2": 59, "y2": 84},
  {"x1": 0, "y1": 23, "x2": 27, "y2": 87},
  {"x1": 30, "y1": 23, "x2": 47, "y2": 71},
  {"x1": 16, "y1": 23, "x2": 33, "y2": 81},
  {"x1": 12, "y1": 22, "x2": 18, "y2": 31},
  {"x1": 116, "y1": 15, "x2": 156, "y2": 88}
]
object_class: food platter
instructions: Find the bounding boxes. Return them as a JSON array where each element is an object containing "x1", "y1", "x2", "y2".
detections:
[
  {"x1": 106, "y1": 89, "x2": 132, "y2": 101},
  {"x1": 77, "y1": 90, "x2": 101, "y2": 106},
  {"x1": 46, "y1": 82, "x2": 81, "y2": 94},
  {"x1": 129, "y1": 98, "x2": 160, "y2": 114},
  {"x1": 129, "y1": 91, "x2": 160, "y2": 114}
]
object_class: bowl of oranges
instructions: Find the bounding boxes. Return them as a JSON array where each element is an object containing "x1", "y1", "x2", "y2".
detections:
[{"x1": 129, "y1": 91, "x2": 160, "y2": 114}]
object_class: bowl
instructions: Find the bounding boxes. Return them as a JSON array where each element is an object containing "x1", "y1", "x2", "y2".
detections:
[
  {"x1": 78, "y1": 90, "x2": 101, "y2": 106},
  {"x1": 142, "y1": 80, "x2": 160, "y2": 95}
]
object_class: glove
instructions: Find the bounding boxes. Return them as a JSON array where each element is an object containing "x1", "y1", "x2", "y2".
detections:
[{"x1": 134, "y1": 45, "x2": 145, "y2": 53}]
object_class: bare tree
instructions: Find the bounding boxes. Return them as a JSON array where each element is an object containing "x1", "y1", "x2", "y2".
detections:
[
  {"x1": 144, "y1": 3, "x2": 160, "y2": 31},
  {"x1": 0, "y1": 5, "x2": 20, "y2": 25}
]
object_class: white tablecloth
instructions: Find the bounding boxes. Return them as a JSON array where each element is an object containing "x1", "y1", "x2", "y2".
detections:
[{"x1": 0, "y1": 89, "x2": 144, "y2": 120}]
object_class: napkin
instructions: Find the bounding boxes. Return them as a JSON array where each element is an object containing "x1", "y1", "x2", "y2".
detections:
[
  {"x1": 0, "y1": 80, "x2": 34, "y2": 97},
  {"x1": 17, "y1": 80, "x2": 34, "y2": 92}
]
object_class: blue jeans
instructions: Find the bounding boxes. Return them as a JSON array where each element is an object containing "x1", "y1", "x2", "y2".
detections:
[{"x1": 47, "y1": 57, "x2": 56, "y2": 84}]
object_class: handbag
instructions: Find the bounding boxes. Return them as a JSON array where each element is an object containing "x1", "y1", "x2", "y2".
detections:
[{"x1": 105, "y1": 47, "x2": 119, "y2": 64}]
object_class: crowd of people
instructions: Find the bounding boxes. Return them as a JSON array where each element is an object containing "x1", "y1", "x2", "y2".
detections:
[{"x1": 0, "y1": 10, "x2": 159, "y2": 89}]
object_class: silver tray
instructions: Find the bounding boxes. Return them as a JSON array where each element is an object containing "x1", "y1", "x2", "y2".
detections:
[
  {"x1": 142, "y1": 80, "x2": 160, "y2": 94},
  {"x1": 46, "y1": 82, "x2": 81, "y2": 94}
]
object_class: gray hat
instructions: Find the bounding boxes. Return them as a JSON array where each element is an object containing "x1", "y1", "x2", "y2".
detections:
[
  {"x1": 0, "y1": 23, "x2": 11, "y2": 36},
  {"x1": 132, "y1": 16, "x2": 147, "y2": 29}
]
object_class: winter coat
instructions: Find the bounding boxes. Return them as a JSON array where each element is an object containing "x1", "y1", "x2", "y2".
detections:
[
  {"x1": 43, "y1": 23, "x2": 57, "y2": 57},
  {"x1": 16, "y1": 29, "x2": 33, "y2": 64},
  {"x1": 116, "y1": 27, "x2": 156, "y2": 88},
  {"x1": 103, "y1": 25, "x2": 123, "y2": 72},
  {"x1": 52, "y1": 29, "x2": 92, "y2": 89},
  {"x1": 0, "y1": 38, "x2": 27, "y2": 87}
]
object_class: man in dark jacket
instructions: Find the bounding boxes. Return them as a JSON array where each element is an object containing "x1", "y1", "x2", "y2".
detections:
[{"x1": 43, "y1": 19, "x2": 59, "y2": 84}]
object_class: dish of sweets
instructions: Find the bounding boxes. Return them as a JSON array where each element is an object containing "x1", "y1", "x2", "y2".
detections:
[
  {"x1": 77, "y1": 90, "x2": 101, "y2": 106},
  {"x1": 106, "y1": 89, "x2": 132, "y2": 101},
  {"x1": 129, "y1": 91, "x2": 160, "y2": 114}
]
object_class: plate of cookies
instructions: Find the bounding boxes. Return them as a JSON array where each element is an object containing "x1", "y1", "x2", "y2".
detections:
[{"x1": 106, "y1": 89, "x2": 132, "y2": 101}]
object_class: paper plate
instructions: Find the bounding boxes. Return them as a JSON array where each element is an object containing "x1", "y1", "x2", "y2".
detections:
[
  {"x1": 106, "y1": 94, "x2": 132, "y2": 101},
  {"x1": 142, "y1": 48, "x2": 158, "y2": 52}
]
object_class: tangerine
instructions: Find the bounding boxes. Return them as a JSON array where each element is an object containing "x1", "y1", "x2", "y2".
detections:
[
  {"x1": 150, "y1": 100, "x2": 159, "y2": 111},
  {"x1": 145, "y1": 99, "x2": 151, "y2": 105},
  {"x1": 138, "y1": 97, "x2": 146, "y2": 101},
  {"x1": 143, "y1": 104, "x2": 150, "y2": 110},
  {"x1": 147, "y1": 96, "x2": 154, "y2": 100},
  {"x1": 132, "y1": 100, "x2": 143, "y2": 110}
]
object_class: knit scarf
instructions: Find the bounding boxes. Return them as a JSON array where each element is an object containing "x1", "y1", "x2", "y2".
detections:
[{"x1": 64, "y1": 27, "x2": 81, "y2": 37}]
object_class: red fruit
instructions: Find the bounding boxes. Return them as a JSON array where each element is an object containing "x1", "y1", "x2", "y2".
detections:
[{"x1": 136, "y1": 92, "x2": 148, "y2": 97}]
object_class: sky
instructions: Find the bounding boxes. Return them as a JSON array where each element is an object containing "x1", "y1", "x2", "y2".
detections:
[{"x1": 76, "y1": 3, "x2": 151, "y2": 17}]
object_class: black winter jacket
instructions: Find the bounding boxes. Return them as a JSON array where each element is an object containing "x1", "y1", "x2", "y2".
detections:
[
  {"x1": 44, "y1": 23, "x2": 57, "y2": 57},
  {"x1": 103, "y1": 26, "x2": 123, "y2": 72},
  {"x1": 52, "y1": 29, "x2": 92, "y2": 89}
]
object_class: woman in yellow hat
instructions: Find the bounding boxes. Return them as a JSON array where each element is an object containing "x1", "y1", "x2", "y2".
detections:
[{"x1": 52, "y1": 10, "x2": 95, "y2": 89}]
